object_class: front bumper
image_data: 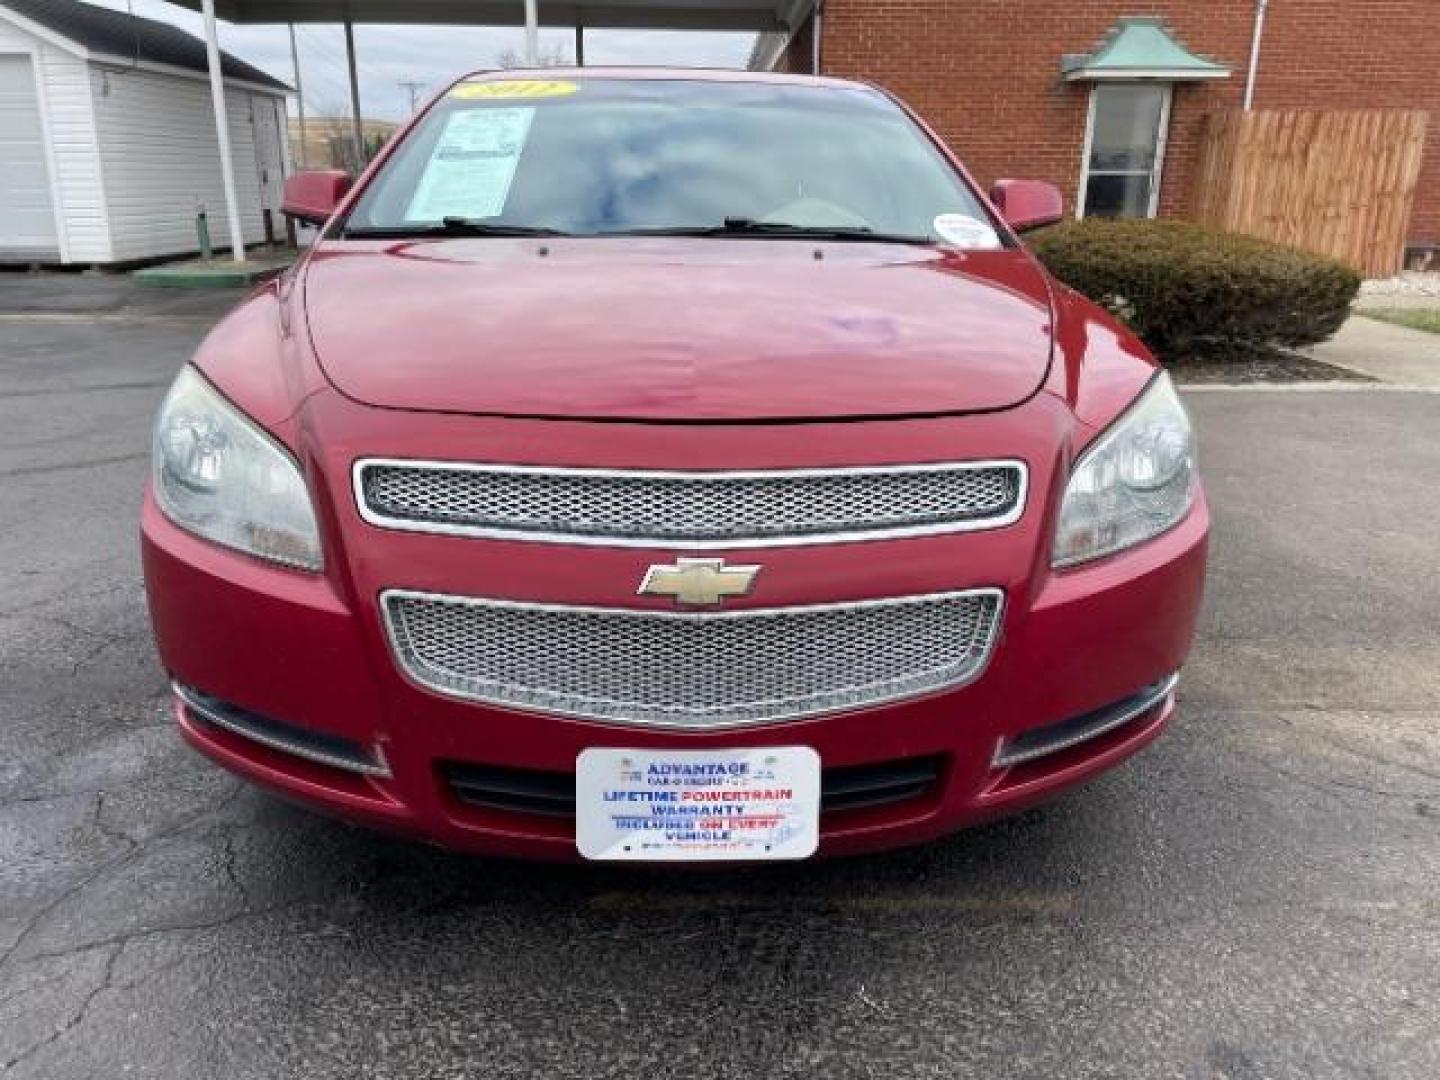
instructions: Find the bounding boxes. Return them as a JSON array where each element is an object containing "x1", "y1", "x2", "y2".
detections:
[{"x1": 142, "y1": 469, "x2": 1208, "y2": 861}]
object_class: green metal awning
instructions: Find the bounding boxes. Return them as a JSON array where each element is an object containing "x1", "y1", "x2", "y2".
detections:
[{"x1": 1062, "y1": 16, "x2": 1230, "y2": 81}]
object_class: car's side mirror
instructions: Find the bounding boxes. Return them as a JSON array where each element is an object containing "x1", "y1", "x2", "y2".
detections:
[
  {"x1": 989, "y1": 179, "x2": 1064, "y2": 233},
  {"x1": 282, "y1": 170, "x2": 353, "y2": 225}
]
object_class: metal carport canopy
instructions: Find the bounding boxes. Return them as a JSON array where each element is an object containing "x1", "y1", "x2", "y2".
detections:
[{"x1": 167, "y1": 1, "x2": 806, "y2": 31}]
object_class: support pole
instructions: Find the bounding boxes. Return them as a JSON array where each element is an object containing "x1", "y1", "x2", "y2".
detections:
[
  {"x1": 575, "y1": 15, "x2": 584, "y2": 67},
  {"x1": 524, "y1": 0, "x2": 539, "y2": 66},
  {"x1": 201, "y1": 0, "x2": 246, "y2": 263},
  {"x1": 289, "y1": 23, "x2": 307, "y2": 169},
  {"x1": 344, "y1": 18, "x2": 363, "y2": 170}
]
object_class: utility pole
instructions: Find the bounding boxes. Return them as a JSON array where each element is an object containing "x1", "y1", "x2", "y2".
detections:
[
  {"x1": 343, "y1": 18, "x2": 363, "y2": 171},
  {"x1": 289, "y1": 24, "x2": 307, "y2": 168},
  {"x1": 399, "y1": 80, "x2": 426, "y2": 113}
]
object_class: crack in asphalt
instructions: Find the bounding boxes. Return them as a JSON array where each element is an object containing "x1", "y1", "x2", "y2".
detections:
[
  {"x1": 220, "y1": 832, "x2": 252, "y2": 909},
  {"x1": 14, "y1": 890, "x2": 316, "y2": 974},
  {"x1": 89, "y1": 792, "x2": 141, "y2": 851},
  {"x1": 0, "y1": 580, "x2": 135, "y2": 622},
  {"x1": 38, "y1": 614, "x2": 136, "y2": 648},
  {"x1": 0, "y1": 782, "x2": 246, "y2": 974},
  {"x1": 63, "y1": 636, "x2": 131, "y2": 679},
  {"x1": 1234, "y1": 747, "x2": 1435, "y2": 803},
  {"x1": 0, "y1": 944, "x2": 122, "y2": 1074},
  {"x1": 1314, "y1": 737, "x2": 1440, "y2": 784},
  {"x1": 0, "y1": 929, "x2": 237, "y2": 1074},
  {"x1": 0, "y1": 712, "x2": 171, "y2": 805}
]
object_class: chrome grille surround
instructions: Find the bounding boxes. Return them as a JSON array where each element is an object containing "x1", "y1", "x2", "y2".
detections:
[
  {"x1": 382, "y1": 588, "x2": 1005, "y2": 729},
  {"x1": 354, "y1": 460, "x2": 1027, "y2": 549}
]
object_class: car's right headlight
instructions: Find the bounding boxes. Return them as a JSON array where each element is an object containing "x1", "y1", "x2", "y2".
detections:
[
  {"x1": 152, "y1": 366, "x2": 323, "y2": 570},
  {"x1": 1052, "y1": 372, "x2": 1195, "y2": 568}
]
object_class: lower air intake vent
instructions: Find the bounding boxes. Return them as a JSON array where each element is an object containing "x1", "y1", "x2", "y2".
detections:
[
  {"x1": 442, "y1": 756, "x2": 943, "y2": 818},
  {"x1": 175, "y1": 683, "x2": 390, "y2": 777},
  {"x1": 993, "y1": 674, "x2": 1178, "y2": 768}
]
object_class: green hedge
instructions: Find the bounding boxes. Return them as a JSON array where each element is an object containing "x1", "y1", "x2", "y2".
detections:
[{"x1": 1029, "y1": 219, "x2": 1360, "y2": 363}]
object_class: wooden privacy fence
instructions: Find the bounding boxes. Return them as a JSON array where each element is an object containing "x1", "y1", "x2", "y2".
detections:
[{"x1": 1191, "y1": 108, "x2": 1428, "y2": 278}]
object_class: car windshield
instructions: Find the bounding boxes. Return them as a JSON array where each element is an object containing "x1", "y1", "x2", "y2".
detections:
[{"x1": 341, "y1": 77, "x2": 1002, "y2": 246}]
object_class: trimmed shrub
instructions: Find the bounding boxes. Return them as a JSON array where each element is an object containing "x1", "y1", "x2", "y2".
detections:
[{"x1": 1029, "y1": 219, "x2": 1360, "y2": 363}]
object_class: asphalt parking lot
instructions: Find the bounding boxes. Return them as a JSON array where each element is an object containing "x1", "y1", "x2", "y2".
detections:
[{"x1": 2, "y1": 275, "x2": 1437, "y2": 1079}]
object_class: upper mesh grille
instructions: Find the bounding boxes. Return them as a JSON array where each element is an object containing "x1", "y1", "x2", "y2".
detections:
[
  {"x1": 356, "y1": 461, "x2": 1025, "y2": 548},
  {"x1": 383, "y1": 589, "x2": 1004, "y2": 729}
]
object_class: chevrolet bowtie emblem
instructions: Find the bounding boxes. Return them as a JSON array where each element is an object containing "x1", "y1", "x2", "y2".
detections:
[{"x1": 638, "y1": 557, "x2": 761, "y2": 608}]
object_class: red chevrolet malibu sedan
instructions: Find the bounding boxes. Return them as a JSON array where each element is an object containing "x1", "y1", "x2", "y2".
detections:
[{"x1": 142, "y1": 69, "x2": 1207, "y2": 862}]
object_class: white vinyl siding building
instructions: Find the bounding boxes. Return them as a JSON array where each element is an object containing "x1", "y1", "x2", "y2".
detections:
[
  {"x1": 90, "y1": 68, "x2": 287, "y2": 262},
  {"x1": 0, "y1": 1, "x2": 288, "y2": 265}
]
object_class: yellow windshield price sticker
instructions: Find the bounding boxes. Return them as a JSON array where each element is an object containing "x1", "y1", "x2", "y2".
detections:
[{"x1": 451, "y1": 80, "x2": 579, "y2": 101}]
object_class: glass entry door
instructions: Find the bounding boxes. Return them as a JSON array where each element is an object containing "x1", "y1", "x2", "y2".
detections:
[{"x1": 1080, "y1": 83, "x2": 1171, "y2": 218}]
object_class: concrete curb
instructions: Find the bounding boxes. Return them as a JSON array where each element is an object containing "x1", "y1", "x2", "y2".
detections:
[
  {"x1": 1301, "y1": 314, "x2": 1440, "y2": 388},
  {"x1": 133, "y1": 262, "x2": 288, "y2": 289}
]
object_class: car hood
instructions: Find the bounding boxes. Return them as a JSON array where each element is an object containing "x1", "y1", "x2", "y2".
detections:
[{"x1": 301, "y1": 238, "x2": 1054, "y2": 422}]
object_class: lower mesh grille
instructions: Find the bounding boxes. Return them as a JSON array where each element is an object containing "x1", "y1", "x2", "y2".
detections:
[{"x1": 384, "y1": 589, "x2": 1003, "y2": 730}]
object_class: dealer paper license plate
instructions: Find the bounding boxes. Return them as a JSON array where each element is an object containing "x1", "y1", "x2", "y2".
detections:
[{"x1": 576, "y1": 747, "x2": 821, "y2": 862}]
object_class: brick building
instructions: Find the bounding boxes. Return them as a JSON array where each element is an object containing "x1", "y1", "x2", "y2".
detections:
[{"x1": 753, "y1": 1, "x2": 1438, "y2": 262}]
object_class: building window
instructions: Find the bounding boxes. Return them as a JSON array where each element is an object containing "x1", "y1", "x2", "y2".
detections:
[{"x1": 1079, "y1": 83, "x2": 1172, "y2": 218}]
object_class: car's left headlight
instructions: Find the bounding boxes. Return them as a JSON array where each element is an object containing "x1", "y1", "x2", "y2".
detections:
[
  {"x1": 152, "y1": 366, "x2": 323, "y2": 570},
  {"x1": 1053, "y1": 372, "x2": 1195, "y2": 568}
]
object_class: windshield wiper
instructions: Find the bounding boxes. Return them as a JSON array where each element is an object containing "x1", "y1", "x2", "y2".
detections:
[
  {"x1": 341, "y1": 217, "x2": 570, "y2": 239},
  {"x1": 600, "y1": 218, "x2": 935, "y2": 245},
  {"x1": 342, "y1": 216, "x2": 933, "y2": 244}
]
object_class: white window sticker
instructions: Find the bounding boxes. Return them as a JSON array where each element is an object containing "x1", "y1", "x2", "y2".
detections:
[
  {"x1": 406, "y1": 107, "x2": 535, "y2": 222},
  {"x1": 575, "y1": 747, "x2": 821, "y2": 862},
  {"x1": 934, "y1": 213, "x2": 1002, "y2": 250}
]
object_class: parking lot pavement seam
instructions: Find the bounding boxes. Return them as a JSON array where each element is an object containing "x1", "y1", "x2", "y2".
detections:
[
  {"x1": 0, "y1": 381, "x2": 170, "y2": 401},
  {"x1": 1180, "y1": 382, "x2": 1440, "y2": 393},
  {"x1": 0, "y1": 451, "x2": 149, "y2": 480}
]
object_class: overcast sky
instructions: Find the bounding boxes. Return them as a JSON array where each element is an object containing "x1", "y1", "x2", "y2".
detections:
[{"x1": 85, "y1": 0, "x2": 756, "y2": 121}]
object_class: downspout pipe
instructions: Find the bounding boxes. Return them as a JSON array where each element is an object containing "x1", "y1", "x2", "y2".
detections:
[
  {"x1": 812, "y1": 0, "x2": 823, "y2": 75},
  {"x1": 1244, "y1": 0, "x2": 1269, "y2": 111}
]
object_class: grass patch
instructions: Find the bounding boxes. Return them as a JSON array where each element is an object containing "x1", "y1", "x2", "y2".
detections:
[{"x1": 1359, "y1": 307, "x2": 1440, "y2": 334}]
